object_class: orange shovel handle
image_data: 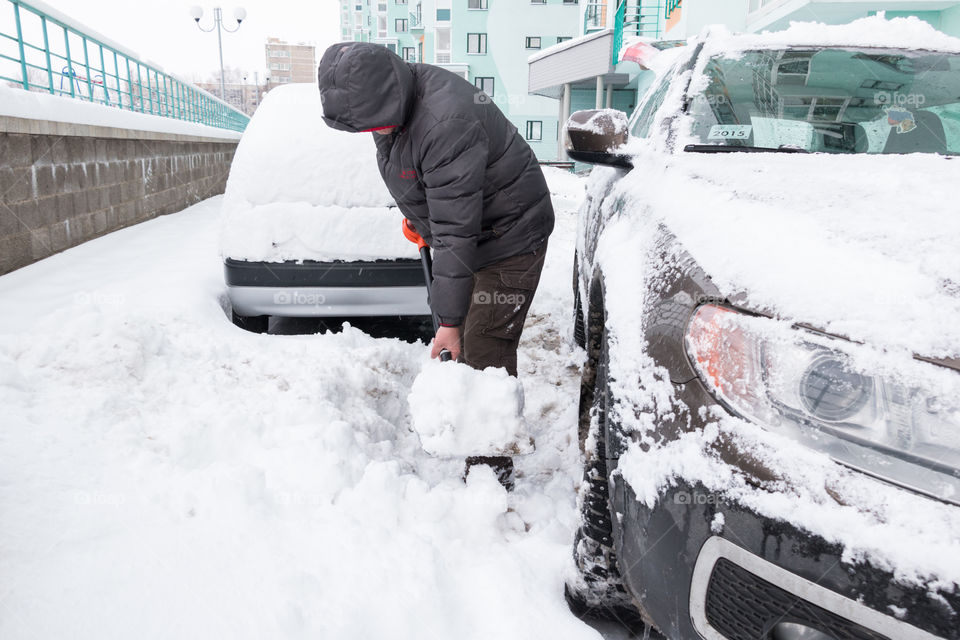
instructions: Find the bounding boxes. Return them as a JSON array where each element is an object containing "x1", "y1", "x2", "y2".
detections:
[{"x1": 402, "y1": 218, "x2": 428, "y2": 250}]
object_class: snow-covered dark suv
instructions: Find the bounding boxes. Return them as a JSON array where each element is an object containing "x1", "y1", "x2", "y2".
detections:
[{"x1": 564, "y1": 19, "x2": 960, "y2": 640}]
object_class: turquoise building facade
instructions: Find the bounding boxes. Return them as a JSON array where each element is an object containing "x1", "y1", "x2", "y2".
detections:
[{"x1": 339, "y1": 0, "x2": 582, "y2": 160}]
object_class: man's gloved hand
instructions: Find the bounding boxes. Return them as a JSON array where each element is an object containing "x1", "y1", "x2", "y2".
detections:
[{"x1": 431, "y1": 326, "x2": 461, "y2": 361}]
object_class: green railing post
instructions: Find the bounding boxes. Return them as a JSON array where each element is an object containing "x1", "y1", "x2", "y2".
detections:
[
  {"x1": 161, "y1": 74, "x2": 167, "y2": 116},
  {"x1": 145, "y1": 67, "x2": 154, "y2": 114},
  {"x1": 98, "y1": 43, "x2": 109, "y2": 106},
  {"x1": 63, "y1": 25, "x2": 75, "y2": 97},
  {"x1": 113, "y1": 50, "x2": 122, "y2": 108},
  {"x1": 176, "y1": 81, "x2": 183, "y2": 120},
  {"x1": 40, "y1": 15, "x2": 54, "y2": 93},
  {"x1": 135, "y1": 62, "x2": 144, "y2": 112},
  {"x1": 161, "y1": 73, "x2": 167, "y2": 115},
  {"x1": 612, "y1": 0, "x2": 625, "y2": 66},
  {"x1": 125, "y1": 57, "x2": 133, "y2": 110},
  {"x1": 13, "y1": 1, "x2": 29, "y2": 89},
  {"x1": 82, "y1": 37, "x2": 94, "y2": 101}
]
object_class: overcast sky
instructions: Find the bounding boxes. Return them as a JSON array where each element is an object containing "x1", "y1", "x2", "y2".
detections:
[{"x1": 41, "y1": 0, "x2": 341, "y2": 82}]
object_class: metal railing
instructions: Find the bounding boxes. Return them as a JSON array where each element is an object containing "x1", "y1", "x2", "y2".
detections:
[
  {"x1": 665, "y1": 0, "x2": 682, "y2": 20},
  {"x1": 584, "y1": 0, "x2": 607, "y2": 33},
  {"x1": 409, "y1": 1, "x2": 423, "y2": 29},
  {"x1": 612, "y1": 0, "x2": 664, "y2": 65},
  {"x1": 0, "y1": 0, "x2": 249, "y2": 132}
]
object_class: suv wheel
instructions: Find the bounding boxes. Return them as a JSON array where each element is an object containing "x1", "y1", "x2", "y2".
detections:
[
  {"x1": 566, "y1": 321, "x2": 645, "y2": 628},
  {"x1": 231, "y1": 310, "x2": 269, "y2": 334},
  {"x1": 573, "y1": 253, "x2": 586, "y2": 349}
]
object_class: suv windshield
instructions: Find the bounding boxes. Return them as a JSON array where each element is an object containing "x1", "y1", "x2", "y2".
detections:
[{"x1": 686, "y1": 48, "x2": 960, "y2": 155}]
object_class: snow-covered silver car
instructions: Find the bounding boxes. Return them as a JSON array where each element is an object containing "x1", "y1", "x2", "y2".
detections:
[
  {"x1": 221, "y1": 84, "x2": 429, "y2": 333},
  {"x1": 564, "y1": 18, "x2": 960, "y2": 640}
]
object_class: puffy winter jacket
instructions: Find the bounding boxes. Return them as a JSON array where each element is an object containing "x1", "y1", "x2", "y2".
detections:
[{"x1": 318, "y1": 43, "x2": 554, "y2": 326}]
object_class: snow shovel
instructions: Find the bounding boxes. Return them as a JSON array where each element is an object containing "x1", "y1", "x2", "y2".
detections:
[
  {"x1": 403, "y1": 218, "x2": 452, "y2": 362},
  {"x1": 401, "y1": 219, "x2": 532, "y2": 490}
]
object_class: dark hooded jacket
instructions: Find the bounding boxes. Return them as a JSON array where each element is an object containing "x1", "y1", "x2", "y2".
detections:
[{"x1": 318, "y1": 43, "x2": 554, "y2": 327}]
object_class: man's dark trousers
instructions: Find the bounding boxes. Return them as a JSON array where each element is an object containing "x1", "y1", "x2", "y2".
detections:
[{"x1": 461, "y1": 242, "x2": 548, "y2": 377}]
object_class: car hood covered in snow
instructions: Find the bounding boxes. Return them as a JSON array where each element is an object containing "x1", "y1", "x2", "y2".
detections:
[
  {"x1": 220, "y1": 83, "x2": 418, "y2": 262},
  {"x1": 619, "y1": 150, "x2": 960, "y2": 359}
]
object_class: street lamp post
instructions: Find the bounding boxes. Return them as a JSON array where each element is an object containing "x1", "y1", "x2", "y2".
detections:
[{"x1": 190, "y1": 5, "x2": 246, "y2": 101}]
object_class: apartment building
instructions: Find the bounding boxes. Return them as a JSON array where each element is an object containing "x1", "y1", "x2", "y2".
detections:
[
  {"x1": 339, "y1": 0, "x2": 582, "y2": 161},
  {"x1": 195, "y1": 80, "x2": 266, "y2": 116},
  {"x1": 265, "y1": 38, "x2": 318, "y2": 91}
]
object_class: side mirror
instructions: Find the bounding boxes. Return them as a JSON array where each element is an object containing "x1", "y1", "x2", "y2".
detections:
[{"x1": 563, "y1": 109, "x2": 632, "y2": 168}]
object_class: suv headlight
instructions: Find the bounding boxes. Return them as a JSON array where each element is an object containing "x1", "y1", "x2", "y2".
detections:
[{"x1": 685, "y1": 304, "x2": 960, "y2": 503}]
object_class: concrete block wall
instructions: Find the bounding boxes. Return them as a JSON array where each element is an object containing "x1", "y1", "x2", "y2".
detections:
[{"x1": 0, "y1": 116, "x2": 239, "y2": 275}]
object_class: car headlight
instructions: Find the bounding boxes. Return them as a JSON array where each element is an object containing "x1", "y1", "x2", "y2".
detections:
[{"x1": 685, "y1": 304, "x2": 960, "y2": 503}]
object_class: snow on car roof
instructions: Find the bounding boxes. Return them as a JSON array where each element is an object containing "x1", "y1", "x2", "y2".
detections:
[
  {"x1": 699, "y1": 13, "x2": 960, "y2": 55},
  {"x1": 220, "y1": 84, "x2": 417, "y2": 262},
  {"x1": 224, "y1": 83, "x2": 394, "y2": 211}
]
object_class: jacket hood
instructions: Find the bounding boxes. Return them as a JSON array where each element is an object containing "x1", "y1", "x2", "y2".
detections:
[{"x1": 317, "y1": 42, "x2": 415, "y2": 133}]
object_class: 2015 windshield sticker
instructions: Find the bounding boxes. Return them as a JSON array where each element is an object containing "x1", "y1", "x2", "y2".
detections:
[
  {"x1": 885, "y1": 107, "x2": 917, "y2": 134},
  {"x1": 708, "y1": 125, "x2": 752, "y2": 141}
]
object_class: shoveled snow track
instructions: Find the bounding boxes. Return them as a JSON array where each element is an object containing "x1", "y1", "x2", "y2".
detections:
[{"x1": 0, "y1": 171, "x2": 601, "y2": 639}]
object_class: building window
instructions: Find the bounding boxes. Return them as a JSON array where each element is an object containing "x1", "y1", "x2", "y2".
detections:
[
  {"x1": 557, "y1": 36, "x2": 571, "y2": 44},
  {"x1": 378, "y1": 14, "x2": 387, "y2": 37},
  {"x1": 563, "y1": 0, "x2": 578, "y2": 3},
  {"x1": 402, "y1": 46, "x2": 416, "y2": 62},
  {"x1": 531, "y1": 0, "x2": 546, "y2": 3},
  {"x1": 436, "y1": 8, "x2": 451, "y2": 20},
  {"x1": 396, "y1": 18, "x2": 408, "y2": 31},
  {"x1": 467, "y1": 33, "x2": 487, "y2": 54},
  {"x1": 386, "y1": 43, "x2": 397, "y2": 53},
  {"x1": 468, "y1": 0, "x2": 487, "y2": 8},
  {"x1": 475, "y1": 76, "x2": 494, "y2": 98},
  {"x1": 525, "y1": 36, "x2": 541, "y2": 49},
  {"x1": 397, "y1": 0, "x2": 407, "y2": 4},
  {"x1": 436, "y1": 27, "x2": 451, "y2": 63},
  {"x1": 525, "y1": 121, "x2": 543, "y2": 141}
]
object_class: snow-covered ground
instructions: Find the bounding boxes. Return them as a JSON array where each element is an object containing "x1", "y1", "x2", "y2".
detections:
[{"x1": 0, "y1": 169, "x2": 598, "y2": 639}]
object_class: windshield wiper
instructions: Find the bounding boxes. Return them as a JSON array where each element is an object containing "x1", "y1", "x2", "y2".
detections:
[{"x1": 684, "y1": 144, "x2": 810, "y2": 154}]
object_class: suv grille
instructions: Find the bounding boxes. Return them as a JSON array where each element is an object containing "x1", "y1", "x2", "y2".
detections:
[{"x1": 705, "y1": 558, "x2": 889, "y2": 640}]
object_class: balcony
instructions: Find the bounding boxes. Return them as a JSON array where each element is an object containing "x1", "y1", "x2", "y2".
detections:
[
  {"x1": 410, "y1": 2, "x2": 424, "y2": 29},
  {"x1": 583, "y1": 0, "x2": 607, "y2": 32},
  {"x1": 612, "y1": 1, "x2": 664, "y2": 65}
]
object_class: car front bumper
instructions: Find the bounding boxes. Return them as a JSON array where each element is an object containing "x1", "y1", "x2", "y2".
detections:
[
  {"x1": 224, "y1": 258, "x2": 431, "y2": 318},
  {"x1": 612, "y1": 479, "x2": 959, "y2": 640}
]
